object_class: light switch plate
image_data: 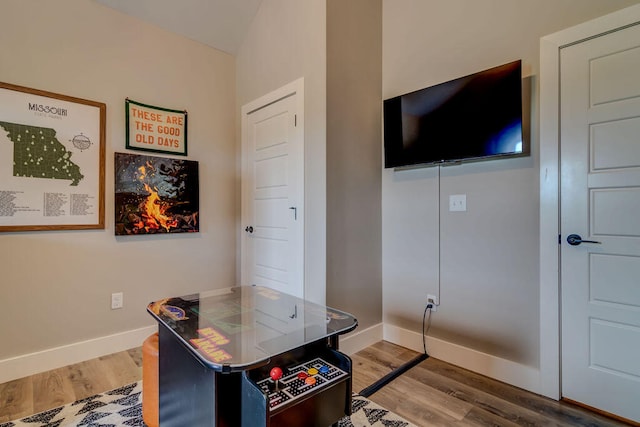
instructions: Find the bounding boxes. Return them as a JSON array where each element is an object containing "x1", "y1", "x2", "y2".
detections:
[{"x1": 449, "y1": 194, "x2": 467, "y2": 212}]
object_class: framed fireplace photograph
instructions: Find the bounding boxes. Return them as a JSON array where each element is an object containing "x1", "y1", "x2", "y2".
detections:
[{"x1": 114, "y1": 152, "x2": 199, "y2": 235}]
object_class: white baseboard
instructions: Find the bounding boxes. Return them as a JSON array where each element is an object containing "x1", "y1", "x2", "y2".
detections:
[
  {"x1": 1, "y1": 322, "x2": 541, "y2": 396},
  {"x1": 339, "y1": 322, "x2": 383, "y2": 356},
  {"x1": 0, "y1": 325, "x2": 157, "y2": 384},
  {"x1": 383, "y1": 324, "x2": 542, "y2": 395},
  {"x1": 1, "y1": 323, "x2": 379, "y2": 385}
]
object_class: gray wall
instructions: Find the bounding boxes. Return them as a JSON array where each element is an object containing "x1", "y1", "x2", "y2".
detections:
[
  {"x1": 382, "y1": 0, "x2": 640, "y2": 368},
  {"x1": 0, "y1": 0, "x2": 236, "y2": 361},
  {"x1": 236, "y1": 0, "x2": 328, "y2": 305},
  {"x1": 4, "y1": 0, "x2": 638, "y2": 386},
  {"x1": 236, "y1": 0, "x2": 384, "y2": 330},
  {"x1": 327, "y1": 0, "x2": 383, "y2": 329}
]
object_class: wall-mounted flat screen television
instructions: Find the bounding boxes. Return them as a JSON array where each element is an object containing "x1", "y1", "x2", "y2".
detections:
[{"x1": 383, "y1": 60, "x2": 526, "y2": 169}]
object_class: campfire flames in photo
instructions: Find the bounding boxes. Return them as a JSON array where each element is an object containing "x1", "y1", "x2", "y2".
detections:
[
  {"x1": 133, "y1": 163, "x2": 178, "y2": 233},
  {"x1": 114, "y1": 153, "x2": 199, "y2": 236},
  {"x1": 137, "y1": 183, "x2": 179, "y2": 232}
]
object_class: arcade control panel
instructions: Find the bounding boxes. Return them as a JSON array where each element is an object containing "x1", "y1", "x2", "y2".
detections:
[{"x1": 255, "y1": 358, "x2": 348, "y2": 411}]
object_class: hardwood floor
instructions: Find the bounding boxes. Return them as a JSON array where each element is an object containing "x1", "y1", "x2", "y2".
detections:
[
  {"x1": 0, "y1": 341, "x2": 634, "y2": 426},
  {"x1": 351, "y1": 341, "x2": 634, "y2": 427},
  {"x1": 0, "y1": 348, "x2": 142, "y2": 423}
]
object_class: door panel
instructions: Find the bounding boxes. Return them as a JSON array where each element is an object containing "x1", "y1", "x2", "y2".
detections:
[
  {"x1": 560, "y1": 23, "x2": 640, "y2": 423},
  {"x1": 592, "y1": 188, "x2": 640, "y2": 236},
  {"x1": 590, "y1": 319, "x2": 640, "y2": 377},
  {"x1": 255, "y1": 155, "x2": 287, "y2": 186},
  {"x1": 590, "y1": 254, "x2": 640, "y2": 306},
  {"x1": 590, "y1": 45, "x2": 640, "y2": 105},
  {"x1": 591, "y1": 117, "x2": 640, "y2": 170},
  {"x1": 254, "y1": 110, "x2": 289, "y2": 149},
  {"x1": 241, "y1": 90, "x2": 304, "y2": 299}
]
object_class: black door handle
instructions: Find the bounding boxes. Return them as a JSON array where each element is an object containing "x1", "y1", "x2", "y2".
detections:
[
  {"x1": 567, "y1": 234, "x2": 601, "y2": 246},
  {"x1": 245, "y1": 226, "x2": 254, "y2": 233}
]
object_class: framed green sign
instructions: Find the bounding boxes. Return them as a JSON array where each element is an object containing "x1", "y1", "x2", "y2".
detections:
[{"x1": 125, "y1": 98, "x2": 187, "y2": 156}]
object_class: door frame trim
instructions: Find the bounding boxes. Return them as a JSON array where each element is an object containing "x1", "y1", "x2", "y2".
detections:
[
  {"x1": 240, "y1": 78, "x2": 305, "y2": 292},
  {"x1": 539, "y1": 4, "x2": 640, "y2": 400}
]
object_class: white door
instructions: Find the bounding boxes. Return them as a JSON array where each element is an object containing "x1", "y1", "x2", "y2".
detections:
[
  {"x1": 560, "y1": 23, "x2": 640, "y2": 423},
  {"x1": 241, "y1": 80, "x2": 304, "y2": 298}
]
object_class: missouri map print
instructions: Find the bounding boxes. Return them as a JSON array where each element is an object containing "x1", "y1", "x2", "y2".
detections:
[
  {"x1": 0, "y1": 82, "x2": 104, "y2": 231},
  {"x1": 0, "y1": 121, "x2": 84, "y2": 186}
]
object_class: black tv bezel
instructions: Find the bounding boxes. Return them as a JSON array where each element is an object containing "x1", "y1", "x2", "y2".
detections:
[{"x1": 383, "y1": 60, "x2": 527, "y2": 169}]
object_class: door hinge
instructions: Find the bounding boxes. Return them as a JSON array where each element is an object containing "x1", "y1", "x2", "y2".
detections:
[
  {"x1": 558, "y1": 234, "x2": 561, "y2": 244},
  {"x1": 294, "y1": 114, "x2": 297, "y2": 127}
]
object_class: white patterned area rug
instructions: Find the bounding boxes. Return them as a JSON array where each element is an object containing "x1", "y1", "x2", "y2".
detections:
[
  {"x1": 1, "y1": 382, "x2": 144, "y2": 427},
  {"x1": 2, "y1": 382, "x2": 416, "y2": 427},
  {"x1": 341, "y1": 395, "x2": 417, "y2": 427}
]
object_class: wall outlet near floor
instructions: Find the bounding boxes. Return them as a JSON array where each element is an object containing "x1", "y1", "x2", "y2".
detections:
[
  {"x1": 427, "y1": 294, "x2": 438, "y2": 312},
  {"x1": 111, "y1": 292, "x2": 124, "y2": 310}
]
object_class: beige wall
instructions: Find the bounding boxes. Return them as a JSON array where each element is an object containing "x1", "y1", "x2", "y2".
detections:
[
  {"x1": 236, "y1": 0, "x2": 385, "y2": 331},
  {"x1": 382, "y1": 0, "x2": 640, "y2": 372},
  {"x1": 236, "y1": 0, "x2": 327, "y2": 305},
  {"x1": 326, "y1": 0, "x2": 383, "y2": 330},
  {"x1": 0, "y1": 0, "x2": 236, "y2": 363},
  {"x1": 4, "y1": 0, "x2": 638, "y2": 391}
]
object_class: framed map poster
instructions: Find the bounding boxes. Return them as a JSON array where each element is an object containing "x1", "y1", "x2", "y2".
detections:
[{"x1": 0, "y1": 82, "x2": 105, "y2": 232}]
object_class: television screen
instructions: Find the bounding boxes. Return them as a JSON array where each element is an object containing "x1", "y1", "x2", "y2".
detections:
[{"x1": 384, "y1": 60, "x2": 525, "y2": 168}]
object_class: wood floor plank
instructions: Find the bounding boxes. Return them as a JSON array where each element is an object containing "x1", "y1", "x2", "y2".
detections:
[
  {"x1": 97, "y1": 351, "x2": 142, "y2": 388},
  {"x1": 460, "y1": 407, "x2": 525, "y2": 427},
  {"x1": 351, "y1": 354, "x2": 388, "y2": 392},
  {"x1": 0, "y1": 377, "x2": 33, "y2": 422},
  {"x1": 353, "y1": 342, "x2": 631, "y2": 427},
  {"x1": 356, "y1": 346, "x2": 553, "y2": 426},
  {"x1": 409, "y1": 360, "x2": 560, "y2": 427},
  {"x1": 127, "y1": 346, "x2": 143, "y2": 368},
  {"x1": 365, "y1": 380, "x2": 460, "y2": 427},
  {"x1": 0, "y1": 348, "x2": 143, "y2": 423},
  {"x1": 371, "y1": 339, "x2": 419, "y2": 360},
  {"x1": 355, "y1": 346, "x2": 415, "y2": 373},
  {"x1": 421, "y1": 356, "x2": 629, "y2": 427},
  {"x1": 66, "y1": 357, "x2": 117, "y2": 399},
  {"x1": 373, "y1": 372, "x2": 473, "y2": 421},
  {"x1": 31, "y1": 368, "x2": 75, "y2": 414}
]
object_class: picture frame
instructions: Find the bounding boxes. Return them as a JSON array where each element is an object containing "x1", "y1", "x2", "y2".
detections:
[
  {"x1": 114, "y1": 152, "x2": 199, "y2": 235},
  {"x1": 125, "y1": 98, "x2": 188, "y2": 156},
  {"x1": 0, "y1": 82, "x2": 106, "y2": 232}
]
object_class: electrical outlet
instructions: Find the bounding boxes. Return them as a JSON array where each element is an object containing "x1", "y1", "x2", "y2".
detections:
[
  {"x1": 427, "y1": 294, "x2": 438, "y2": 312},
  {"x1": 111, "y1": 292, "x2": 123, "y2": 310}
]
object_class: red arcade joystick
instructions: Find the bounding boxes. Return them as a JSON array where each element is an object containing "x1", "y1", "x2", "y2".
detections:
[
  {"x1": 270, "y1": 367, "x2": 283, "y2": 381},
  {"x1": 270, "y1": 367, "x2": 283, "y2": 390}
]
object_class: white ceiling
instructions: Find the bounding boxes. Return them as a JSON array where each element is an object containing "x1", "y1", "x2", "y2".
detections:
[{"x1": 94, "y1": 0, "x2": 263, "y2": 55}]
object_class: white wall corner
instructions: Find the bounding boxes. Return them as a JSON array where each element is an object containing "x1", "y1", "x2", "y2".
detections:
[
  {"x1": 383, "y1": 323, "x2": 541, "y2": 395},
  {"x1": 538, "y1": 33, "x2": 561, "y2": 401},
  {"x1": 339, "y1": 322, "x2": 383, "y2": 356},
  {"x1": 0, "y1": 325, "x2": 157, "y2": 384}
]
